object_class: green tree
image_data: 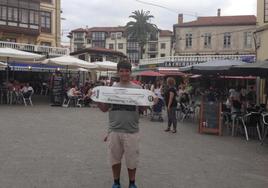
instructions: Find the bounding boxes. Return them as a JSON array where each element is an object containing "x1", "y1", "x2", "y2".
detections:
[{"x1": 126, "y1": 10, "x2": 158, "y2": 60}]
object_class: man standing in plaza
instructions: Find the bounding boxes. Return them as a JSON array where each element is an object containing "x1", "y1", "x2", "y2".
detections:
[{"x1": 97, "y1": 60, "x2": 141, "y2": 188}]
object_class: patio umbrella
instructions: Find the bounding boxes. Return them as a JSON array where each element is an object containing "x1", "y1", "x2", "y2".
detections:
[
  {"x1": 93, "y1": 61, "x2": 117, "y2": 71},
  {"x1": 180, "y1": 59, "x2": 245, "y2": 74},
  {"x1": 0, "y1": 48, "x2": 44, "y2": 82},
  {"x1": 42, "y1": 55, "x2": 97, "y2": 69},
  {"x1": 0, "y1": 61, "x2": 7, "y2": 67},
  {"x1": 0, "y1": 48, "x2": 43, "y2": 60}
]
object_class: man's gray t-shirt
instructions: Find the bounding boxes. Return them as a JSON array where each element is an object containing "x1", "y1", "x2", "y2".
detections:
[{"x1": 108, "y1": 82, "x2": 142, "y2": 133}]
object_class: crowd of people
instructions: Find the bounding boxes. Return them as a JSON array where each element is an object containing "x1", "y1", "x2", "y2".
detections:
[{"x1": 0, "y1": 80, "x2": 34, "y2": 104}]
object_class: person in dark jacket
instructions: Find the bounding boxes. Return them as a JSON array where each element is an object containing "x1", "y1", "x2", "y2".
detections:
[{"x1": 164, "y1": 77, "x2": 178, "y2": 133}]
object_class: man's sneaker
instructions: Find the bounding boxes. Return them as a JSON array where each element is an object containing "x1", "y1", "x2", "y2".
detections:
[
  {"x1": 129, "y1": 184, "x2": 137, "y2": 188},
  {"x1": 112, "y1": 183, "x2": 121, "y2": 188}
]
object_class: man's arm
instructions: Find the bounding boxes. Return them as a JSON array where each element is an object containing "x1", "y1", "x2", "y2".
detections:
[{"x1": 97, "y1": 102, "x2": 110, "y2": 112}]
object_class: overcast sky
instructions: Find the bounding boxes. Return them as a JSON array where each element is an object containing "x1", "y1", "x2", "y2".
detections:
[{"x1": 61, "y1": 0, "x2": 256, "y2": 44}]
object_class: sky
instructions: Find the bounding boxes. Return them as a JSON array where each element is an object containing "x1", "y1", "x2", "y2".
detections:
[{"x1": 61, "y1": 0, "x2": 256, "y2": 44}]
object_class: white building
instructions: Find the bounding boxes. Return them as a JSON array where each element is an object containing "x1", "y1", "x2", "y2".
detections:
[
  {"x1": 173, "y1": 9, "x2": 256, "y2": 56},
  {"x1": 68, "y1": 27, "x2": 173, "y2": 64}
]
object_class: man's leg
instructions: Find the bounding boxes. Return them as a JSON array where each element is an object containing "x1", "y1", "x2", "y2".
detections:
[
  {"x1": 124, "y1": 133, "x2": 139, "y2": 187},
  {"x1": 108, "y1": 132, "x2": 123, "y2": 187},
  {"x1": 127, "y1": 168, "x2": 136, "y2": 181},
  {"x1": 112, "y1": 163, "x2": 121, "y2": 180}
]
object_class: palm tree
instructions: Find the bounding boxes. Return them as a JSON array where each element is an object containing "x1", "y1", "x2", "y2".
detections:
[{"x1": 126, "y1": 10, "x2": 158, "y2": 60}]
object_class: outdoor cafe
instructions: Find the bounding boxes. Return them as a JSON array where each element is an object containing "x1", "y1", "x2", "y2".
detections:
[{"x1": 0, "y1": 48, "x2": 118, "y2": 107}]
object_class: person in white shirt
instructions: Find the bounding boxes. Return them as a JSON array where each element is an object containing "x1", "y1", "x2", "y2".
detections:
[{"x1": 21, "y1": 83, "x2": 34, "y2": 98}]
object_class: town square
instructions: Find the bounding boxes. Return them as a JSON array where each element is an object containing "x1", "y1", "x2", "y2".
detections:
[{"x1": 0, "y1": 0, "x2": 268, "y2": 187}]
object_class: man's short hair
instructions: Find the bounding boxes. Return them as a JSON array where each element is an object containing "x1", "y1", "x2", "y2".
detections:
[{"x1": 117, "y1": 60, "x2": 132, "y2": 72}]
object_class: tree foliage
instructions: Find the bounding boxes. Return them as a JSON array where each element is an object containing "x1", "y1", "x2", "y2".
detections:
[{"x1": 126, "y1": 10, "x2": 158, "y2": 59}]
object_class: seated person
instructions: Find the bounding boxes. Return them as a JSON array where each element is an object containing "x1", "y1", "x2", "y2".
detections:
[
  {"x1": 83, "y1": 87, "x2": 93, "y2": 106},
  {"x1": 21, "y1": 83, "x2": 34, "y2": 98},
  {"x1": 67, "y1": 85, "x2": 81, "y2": 98}
]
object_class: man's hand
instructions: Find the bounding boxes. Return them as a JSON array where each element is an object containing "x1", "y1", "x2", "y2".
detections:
[
  {"x1": 97, "y1": 102, "x2": 109, "y2": 112},
  {"x1": 153, "y1": 97, "x2": 159, "y2": 105}
]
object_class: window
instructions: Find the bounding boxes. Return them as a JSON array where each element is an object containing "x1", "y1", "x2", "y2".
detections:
[
  {"x1": 29, "y1": 10, "x2": 39, "y2": 25},
  {"x1": 149, "y1": 43, "x2": 157, "y2": 51},
  {"x1": 160, "y1": 54, "x2": 165, "y2": 57},
  {"x1": 109, "y1": 43, "x2": 114, "y2": 49},
  {"x1": 92, "y1": 32, "x2": 105, "y2": 40},
  {"x1": 118, "y1": 43, "x2": 123, "y2": 49},
  {"x1": 92, "y1": 41, "x2": 105, "y2": 48},
  {"x1": 8, "y1": 0, "x2": 18, "y2": 6},
  {"x1": 265, "y1": 0, "x2": 268, "y2": 22},
  {"x1": 111, "y1": 33, "x2": 116, "y2": 39},
  {"x1": 41, "y1": 0, "x2": 53, "y2": 4},
  {"x1": 244, "y1": 32, "x2": 252, "y2": 48},
  {"x1": 0, "y1": 5, "x2": 7, "y2": 20},
  {"x1": 128, "y1": 53, "x2": 139, "y2": 63},
  {"x1": 75, "y1": 43, "x2": 84, "y2": 51},
  {"x1": 185, "y1": 33, "x2": 192, "y2": 48},
  {"x1": 160, "y1": 43, "x2": 166, "y2": 49},
  {"x1": 20, "y1": 8, "x2": 28, "y2": 23},
  {"x1": 8, "y1": 7, "x2": 18, "y2": 21},
  {"x1": 116, "y1": 32, "x2": 122, "y2": 39},
  {"x1": 127, "y1": 41, "x2": 139, "y2": 51},
  {"x1": 74, "y1": 32, "x2": 84, "y2": 39},
  {"x1": 41, "y1": 11, "x2": 51, "y2": 33},
  {"x1": 19, "y1": 0, "x2": 29, "y2": 8},
  {"x1": 203, "y1": 33, "x2": 211, "y2": 48},
  {"x1": 87, "y1": 39, "x2": 91, "y2": 44},
  {"x1": 223, "y1": 33, "x2": 231, "y2": 48}
]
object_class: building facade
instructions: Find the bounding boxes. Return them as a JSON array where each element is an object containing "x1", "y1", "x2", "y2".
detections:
[
  {"x1": 68, "y1": 26, "x2": 173, "y2": 64},
  {"x1": 173, "y1": 10, "x2": 256, "y2": 56},
  {"x1": 256, "y1": 0, "x2": 268, "y2": 61},
  {"x1": 0, "y1": 0, "x2": 61, "y2": 47}
]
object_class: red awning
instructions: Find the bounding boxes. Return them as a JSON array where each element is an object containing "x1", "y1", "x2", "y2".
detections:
[
  {"x1": 136, "y1": 70, "x2": 164, "y2": 77},
  {"x1": 159, "y1": 70, "x2": 187, "y2": 76}
]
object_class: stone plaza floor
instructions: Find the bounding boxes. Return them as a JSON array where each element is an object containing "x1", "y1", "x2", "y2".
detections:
[{"x1": 0, "y1": 104, "x2": 268, "y2": 188}]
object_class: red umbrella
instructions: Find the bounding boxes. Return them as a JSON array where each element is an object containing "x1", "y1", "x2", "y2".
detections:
[{"x1": 136, "y1": 70, "x2": 164, "y2": 77}]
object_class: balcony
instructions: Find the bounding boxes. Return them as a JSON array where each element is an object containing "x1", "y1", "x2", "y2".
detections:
[
  {"x1": 139, "y1": 54, "x2": 256, "y2": 66},
  {"x1": 0, "y1": 41, "x2": 69, "y2": 57},
  {"x1": 73, "y1": 38, "x2": 85, "y2": 43}
]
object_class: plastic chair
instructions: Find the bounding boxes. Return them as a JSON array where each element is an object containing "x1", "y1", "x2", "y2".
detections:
[
  {"x1": 240, "y1": 112, "x2": 262, "y2": 141},
  {"x1": 261, "y1": 113, "x2": 268, "y2": 145},
  {"x1": 62, "y1": 93, "x2": 82, "y2": 108},
  {"x1": 22, "y1": 90, "x2": 34, "y2": 106}
]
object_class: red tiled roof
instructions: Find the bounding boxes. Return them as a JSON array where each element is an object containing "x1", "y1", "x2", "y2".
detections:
[
  {"x1": 71, "y1": 28, "x2": 87, "y2": 32},
  {"x1": 87, "y1": 27, "x2": 125, "y2": 32},
  {"x1": 174, "y1": 15, "x2": 256, "y2": 27},
  {"x1": 159, "y1": 30, "x2": 173, "y2": 37}
]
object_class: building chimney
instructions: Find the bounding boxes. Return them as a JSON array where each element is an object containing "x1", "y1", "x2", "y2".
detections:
[
  {"x1": 178, "y1": 14, "x2": 183, "y2": 24},
  {"x1": 217, "y1": 8, "x2": 221, "y2": 17}
]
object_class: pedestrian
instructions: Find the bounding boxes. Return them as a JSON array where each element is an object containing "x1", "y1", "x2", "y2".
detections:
[
  {"x1": 97, "y1": 60, "x2": 144, "y2": 188},
  {"x1": 164, "y1": 77, "x2": 178, "y2": 133}
]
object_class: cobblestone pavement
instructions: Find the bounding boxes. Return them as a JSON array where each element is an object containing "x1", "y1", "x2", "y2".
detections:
[{"x1": 0, "y1": 105, "x2": 268, "y2": 188}]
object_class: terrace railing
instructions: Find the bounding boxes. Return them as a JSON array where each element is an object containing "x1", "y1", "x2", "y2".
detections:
[
  {"x1": 0, "y1": 41, "x2": 69, "y2": 57},
  {"x1": 139, "y1": 54, "x2": 256, "y2": 66}
]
